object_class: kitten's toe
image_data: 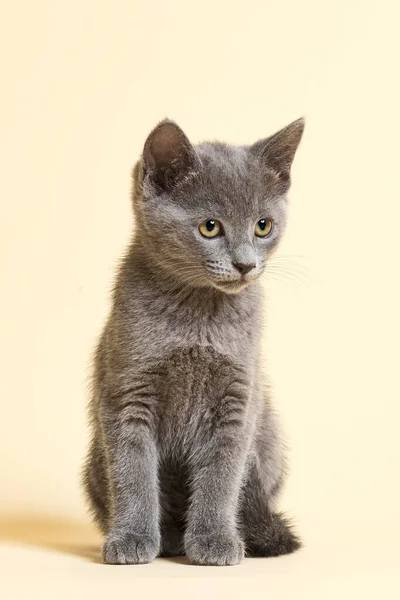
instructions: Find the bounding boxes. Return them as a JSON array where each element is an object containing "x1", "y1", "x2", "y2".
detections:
[
  {"x1": 185, "y1": 531, "x2": 244, "y2": 566},
  {"x1": 102, "y1": 531, "x2": 160, "y2": 564}
]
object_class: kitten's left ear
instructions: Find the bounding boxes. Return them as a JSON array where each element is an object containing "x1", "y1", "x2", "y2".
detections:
[
  {"x1": 251, "y1": 118, "x2": 305, "y2": 178},
  {"x1": 143, "y1": 120, "x2": 200, "y2": 193}
]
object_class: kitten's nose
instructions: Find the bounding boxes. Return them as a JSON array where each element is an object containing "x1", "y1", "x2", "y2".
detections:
[{"x1": 232, "y1": 261, "x2": 256, "y2": 275}]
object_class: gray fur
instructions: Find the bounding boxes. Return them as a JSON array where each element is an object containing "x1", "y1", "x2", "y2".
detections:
[{"x1": 82, "y1": 118, "x2": 304, "y2": 565}]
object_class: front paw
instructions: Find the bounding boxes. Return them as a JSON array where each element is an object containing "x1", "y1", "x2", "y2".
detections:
[
  {"x1": 102, "y1": 530, "x2": 160, "y2": 565},
  {"x1": 184, "y1": 531, "x2": 244, "y2": 566}
]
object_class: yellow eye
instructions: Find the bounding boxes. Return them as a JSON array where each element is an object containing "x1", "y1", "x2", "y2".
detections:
[
  {"x1": 255, "y1": 218, "x2": 273, "y2": 238},
  {"x1": 199, "y1": 220, "x2": 222, "y2": 238}
]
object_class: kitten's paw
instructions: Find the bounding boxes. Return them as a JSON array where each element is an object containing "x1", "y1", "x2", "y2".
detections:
[
  {"x1": 184, "y1": 531, "x2": 244, "y2": 566},
  {"x1": 102, "y1": 531, "x2": 160, "y2": 565}
]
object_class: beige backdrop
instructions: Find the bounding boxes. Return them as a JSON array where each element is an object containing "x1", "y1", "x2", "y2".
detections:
[{"x1": 1, "y1": 0, "x2": 399, "y2": 597}]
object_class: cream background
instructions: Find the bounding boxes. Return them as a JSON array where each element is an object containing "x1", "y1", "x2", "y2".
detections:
[{"x1": 1, "y1": 0, "x2": 399, "y2": 597}]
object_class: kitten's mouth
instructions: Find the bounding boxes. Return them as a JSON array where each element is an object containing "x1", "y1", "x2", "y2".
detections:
[{"x1": 211, "y1": 276, "x2": 254, "y2": 294}]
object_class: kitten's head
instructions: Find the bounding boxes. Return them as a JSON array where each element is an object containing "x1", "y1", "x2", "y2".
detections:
[{"x1": 132, "y1": 118, "x2": 304, "y2": 294}]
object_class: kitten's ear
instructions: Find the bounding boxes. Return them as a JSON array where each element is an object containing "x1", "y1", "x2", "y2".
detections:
[
  {"x1": 143, "y1": 120, "x2": 200, "y2": 192},
  {"x1": 251, "y1": 118, "x2": 305, "y2": 178}
]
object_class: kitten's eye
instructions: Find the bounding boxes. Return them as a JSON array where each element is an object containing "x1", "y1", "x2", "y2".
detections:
[
  {"x1": 255, "y1": 218, "x2": 273, "y2": 238},
  {"x1": 199, "y1": 220, "x2": 222, "y2": 238}
]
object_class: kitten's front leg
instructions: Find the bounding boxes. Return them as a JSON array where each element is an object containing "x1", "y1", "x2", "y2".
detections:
[
  {"x1": 101, "y1": 385, "x2": 160, "y2": 564},
  {"x1": 184, "y1": 378, "x2": 250, "y2": 566}
]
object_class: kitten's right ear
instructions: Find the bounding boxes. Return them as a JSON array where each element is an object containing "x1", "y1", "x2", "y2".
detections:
[
  {"x1": 143, "y1": 120, "x2": 200, "y2": 193},
  {"x1": 250, "y1": 118, "x2": 305, "y2": 179}
]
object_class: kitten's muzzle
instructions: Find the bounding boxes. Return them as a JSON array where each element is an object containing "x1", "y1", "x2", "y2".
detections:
[{"x1": 211, "y1": 270, "x2": 259, "y2": 294}]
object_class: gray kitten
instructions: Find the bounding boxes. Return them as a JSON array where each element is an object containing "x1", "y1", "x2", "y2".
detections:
[{"x1": 83, "y1": 118, "x2": 305, "y2": 566}]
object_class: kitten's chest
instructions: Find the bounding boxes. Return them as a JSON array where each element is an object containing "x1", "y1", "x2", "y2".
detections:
[
  {"x1": 179, "y1": 310, "x2": 254, "y2": 357},
  {"x1": 154, "y1": 345, "x2": 250, "y2": 458},
  {"x1": 137, "y1": 293, "x2": 259, "y2": 366}
]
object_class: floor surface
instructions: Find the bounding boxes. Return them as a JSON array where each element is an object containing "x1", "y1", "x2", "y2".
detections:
[{"x1": 1, "y1": 518, "x2": 399, "y2": 599}]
